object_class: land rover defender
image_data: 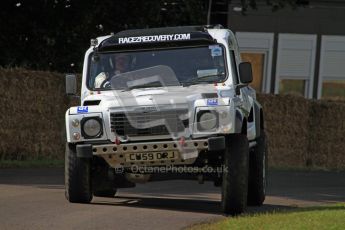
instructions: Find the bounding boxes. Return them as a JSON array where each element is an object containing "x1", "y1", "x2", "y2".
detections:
[{"x1": 65, "y1": 25, "x2": 267, "y2": 215}]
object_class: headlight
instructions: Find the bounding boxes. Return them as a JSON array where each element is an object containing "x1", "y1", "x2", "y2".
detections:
[
  {"x1": 198, "y1": 111, "x2": 218, "y2": 131},
  {"x1": 81, "y1": 117, "x2": 102, "y2": 138}
]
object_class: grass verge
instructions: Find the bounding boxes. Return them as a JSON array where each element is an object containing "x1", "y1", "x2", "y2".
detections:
[
  {"x1": 188, "y1": 203, "x2": 345, "y2": 230},
  {"x1": 268, "y1": 165, "x2": 345, "y2": 172},
  {"x1": 0, "y1": 159, "x2": 64, "y2": 168}
]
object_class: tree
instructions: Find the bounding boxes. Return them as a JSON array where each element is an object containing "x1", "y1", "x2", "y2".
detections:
[{"x1": 0, "y1": 0, "x2": 299, "y2": 72}]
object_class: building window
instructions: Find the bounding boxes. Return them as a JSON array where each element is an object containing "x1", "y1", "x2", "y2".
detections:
[
  {"x1": 321, "y1": 80, "x2": 345, "y2": 99},
  {"x1": 318, "y1": 36, "x2": 345, "y2": 99},
  {"x1": 279, "y1": 79, "x2": 306, "y2": 96},
  {"x1": 236, "y1": 32, "x2": 274, "y2": 93},
  {"x1": 275, "y1": 34, "x2": 317, "y2": 98},
  {"x1": 240, "y1": 52, "x2": 265, "y2": 92}
]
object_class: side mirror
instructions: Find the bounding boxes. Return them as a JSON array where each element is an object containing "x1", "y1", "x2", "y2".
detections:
[
  {"x1": 239, "y1": 62, "x2": 253, "y2": 84},
  {"x1": 66, "y1": 74, "x2": 77, "y2": 95}
]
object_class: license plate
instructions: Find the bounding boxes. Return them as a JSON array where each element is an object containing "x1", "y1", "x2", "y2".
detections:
[{"x1": 125, "y1": 151, "x2": 177, "y2": 162}]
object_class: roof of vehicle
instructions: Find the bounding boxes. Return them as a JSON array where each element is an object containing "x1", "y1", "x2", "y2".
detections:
[
  {"x1": 96, "y1": 25, "x2": 225, "y2": 51},
  {"x1": 114, "y1": 25, "x2": 220, "y2": 37}
]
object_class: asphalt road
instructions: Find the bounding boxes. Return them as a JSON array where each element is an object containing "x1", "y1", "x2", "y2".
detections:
[{"x1": 0, "y1": 169, "x2": 344, "y2": 230}]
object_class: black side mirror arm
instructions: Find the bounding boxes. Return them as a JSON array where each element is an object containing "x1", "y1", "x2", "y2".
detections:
[{"x1": 235, "y1": 83, "x2": 247, "y2": 95}]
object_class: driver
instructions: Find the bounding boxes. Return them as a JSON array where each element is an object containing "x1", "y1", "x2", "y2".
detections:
[
  {"x1": 114, "y1": 53, "x2": 130, "y2": 75},
  {"x1": 94, "y1": 53, "x2": 131, "y2": 88}
]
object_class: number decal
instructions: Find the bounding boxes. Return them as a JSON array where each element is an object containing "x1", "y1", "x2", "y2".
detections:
[
  {"x1": 126, "y1": 151, "x2": 176, "y2": 162},
  {"x1": 77, "y1": 106, "x2": 88, "y2": 113}
]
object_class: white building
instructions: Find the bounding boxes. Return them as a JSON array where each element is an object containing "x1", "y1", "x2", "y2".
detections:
[{"x1": 211, "y1": 0, "x2": 345, "y2": 99}]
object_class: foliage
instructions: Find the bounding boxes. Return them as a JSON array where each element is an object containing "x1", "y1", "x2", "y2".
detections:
[
  {"x1": 188, "y1": 204, "x2": 345, "y2": 230},
  {"x1": 0, "y1": 0, "x2": 208, "y2": 72},
  {"x1": 0, "y1": 0, "x2": 300, "y2": 72}
]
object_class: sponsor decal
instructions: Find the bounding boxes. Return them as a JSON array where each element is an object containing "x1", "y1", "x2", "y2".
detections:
[
  {"x1": 118, "y1": 33, "x2": 191, "y2": 44},
  {"x1": 207, "y1": 98, "x2": 218, "y2": 106},
  {"x1": 209, "y1": 45, "x2": 222, "y2": 57},
  {"x1": 77, "y1": 106, "x2": 88, "y2": 113}
]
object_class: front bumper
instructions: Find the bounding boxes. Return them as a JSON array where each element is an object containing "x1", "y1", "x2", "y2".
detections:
[{"x1": 76, "y1": 136, "x2": 225, "y2": 167}]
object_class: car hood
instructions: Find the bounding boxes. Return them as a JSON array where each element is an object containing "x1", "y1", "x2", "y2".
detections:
[{"x1": 83, "y1": 84, "x2": 233, "y2": 109}]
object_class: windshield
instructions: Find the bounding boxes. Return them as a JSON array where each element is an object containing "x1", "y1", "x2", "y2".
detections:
[{"x1": 88, "y1": 45, "x2": 227, "y2": 90}]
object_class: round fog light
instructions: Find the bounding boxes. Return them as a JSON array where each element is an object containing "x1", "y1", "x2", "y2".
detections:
[{"x1": 73, "y1": 132, "x2": 80, "y2": 140}]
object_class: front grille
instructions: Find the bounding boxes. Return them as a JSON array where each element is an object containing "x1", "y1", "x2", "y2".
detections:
[{"x1": 110, "y1": 109, "x2": 189, "y2": 137}]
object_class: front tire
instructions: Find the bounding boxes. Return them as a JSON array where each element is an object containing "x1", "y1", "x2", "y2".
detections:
[
  {"x1": 92, "y1": 157, "x2": 117, "y2": 198},
  {"x1": 221, "y1": 134, "x2": 249, "y2": 215},
  {"x1": 248, "y1": 131, "x2": 267, "y2": 206},
  {"x1": 65, "y1": 143, "x2": 93, "y2": 203}
]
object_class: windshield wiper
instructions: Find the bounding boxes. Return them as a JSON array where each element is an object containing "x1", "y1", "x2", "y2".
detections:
[
  {"x1": 182, "y1": 73, "x2": 225, "y2": 87},
  {"x1": 127, "y1": 81, "x2": 163, "y2": 90}
]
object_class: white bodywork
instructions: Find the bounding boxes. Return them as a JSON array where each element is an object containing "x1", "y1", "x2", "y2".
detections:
[{"x1": 65, "y1": 28, "x2": 260, "y2": 168}]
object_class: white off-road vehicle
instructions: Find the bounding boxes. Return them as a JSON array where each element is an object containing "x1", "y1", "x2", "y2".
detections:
[{"x1": 65, "y1": 25, "x2": 267, "y2": 215}]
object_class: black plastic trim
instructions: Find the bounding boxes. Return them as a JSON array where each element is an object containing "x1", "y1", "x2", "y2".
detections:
[
  {"x1": 76, "y1": 144, "x2": 93, "y2": 158},
  {"x1": 254, "y1": 102, "x2": 261, "y2": 138},
  {"x1": 83, "y1": 100, "x2": 101, "y2": 106},
  {"x1": 235, "y1": 110, "x2": 244, "y2": 133},
  {"x1": 208, "y1": 136, "x2": 225, "y2": 151}
]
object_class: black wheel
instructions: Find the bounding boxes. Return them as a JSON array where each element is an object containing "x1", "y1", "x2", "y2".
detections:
[
  {"x1": 221, "y1": 134, "x2": 249, "y2": 215},
  {"x1": 248, "y1": 130, "x2": 267, "y2": 206},
  {"x1": 92, "y1": 157, "x2": 117, "y2": 198},
  {"x1": 93, "y1": 189, "x2": 117, "y2": 197},
  {"x1": 65, "y1": 143, "x2": 93, "y2": 203}
]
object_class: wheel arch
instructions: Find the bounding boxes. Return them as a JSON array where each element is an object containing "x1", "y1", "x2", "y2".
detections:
[
  {"x1": 235, "y1": 109, "x2": 247, "y2": 135},
  {"x1": 253, "y1": 101, "x2": 264, "y2": 138}
]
